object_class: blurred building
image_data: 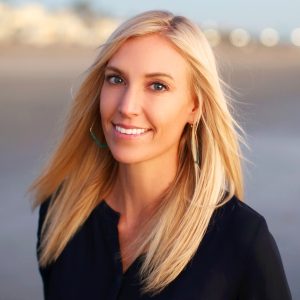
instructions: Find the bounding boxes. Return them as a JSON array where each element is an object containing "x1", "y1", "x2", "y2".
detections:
[
  {"x1": 0, "y1": 3, "x2": 120, "y2": 46},
  {"x1": 0, "y1": 3, "x2": 299, "y2": 48}
]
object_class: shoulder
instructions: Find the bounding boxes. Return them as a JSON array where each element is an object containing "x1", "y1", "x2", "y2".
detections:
[
  {"x1": 208, "y1": 195, "x2": 272, "y2": 251},
  {"x1": 37, "y1": 189, "x2": 61, "y2": 236},
  {"x1": 37, "y1": 197, "x2": 52, "y2": 247},
  {"x1": 216, "y1": 195, "x2": 265, "y2": 221},
  {"x1": 218, "y1": 197, "x2": 293, "y2": 298},
  {"x1": 213, "y1": 195, "x2": 267, "y2": 229},
  {"x1": 38, "y1": 198, "x2": 51, "y2": 226},
  {"x1": 184, "y1": 196, "x2": 292, "y2": 299},
  {"x1": 212, "y1": 196, "x2": 266, "y2": 226}
]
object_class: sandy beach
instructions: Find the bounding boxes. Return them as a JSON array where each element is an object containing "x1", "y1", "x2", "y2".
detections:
[{"x1": 0, "y1": 44, "x2": 299, "y2": 299}]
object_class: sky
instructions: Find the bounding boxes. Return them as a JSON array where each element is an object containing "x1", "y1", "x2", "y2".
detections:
[{"x1": 6, "y1": 0, "x2": 300, "y2": 36}]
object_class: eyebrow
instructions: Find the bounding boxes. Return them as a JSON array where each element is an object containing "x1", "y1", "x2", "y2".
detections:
[{"x1": 105, "y1": 65, "x2": 175, "y2": 82}]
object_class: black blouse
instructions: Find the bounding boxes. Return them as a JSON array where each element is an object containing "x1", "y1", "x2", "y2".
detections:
[{"x1": 37, "y1": 195, "x2": 292, "y2": 300}]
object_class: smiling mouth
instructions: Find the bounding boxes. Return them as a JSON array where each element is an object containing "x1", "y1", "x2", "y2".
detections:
[{"x1": 114, "y1": 124, "x2": 151, "y2": 136}]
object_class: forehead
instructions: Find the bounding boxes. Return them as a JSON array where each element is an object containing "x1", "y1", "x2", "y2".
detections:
[{"x1": 107, "y1": 34, "x2": 190, "y2": 80}]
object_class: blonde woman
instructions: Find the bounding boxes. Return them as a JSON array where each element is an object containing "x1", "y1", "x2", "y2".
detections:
[{"x1": 30, "y1": 10, "x2": 291, "y2": 299}]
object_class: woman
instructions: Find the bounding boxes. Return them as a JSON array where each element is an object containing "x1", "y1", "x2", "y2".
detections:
[{"x1": 30, "y1": 10, "x2": 291, "y2": 299}]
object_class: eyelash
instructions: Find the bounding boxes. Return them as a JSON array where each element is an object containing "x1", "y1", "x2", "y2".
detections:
[
  {"x1": 150, "y1": 82, "x2": 168, "y2": 91},
  {"x1": 105, "y1": 74, "x2": 124, "y2": 85},
  {"x1": 104, "y1": 74, "x2": 169, "y2": 92}
]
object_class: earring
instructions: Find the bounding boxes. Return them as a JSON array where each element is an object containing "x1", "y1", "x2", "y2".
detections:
[
  {"x1": 190, "y1": 123, "x2": 199, "y2": 165},
  {"x1": 89, "y1": 121, "x2": 108, "y2": 148}
]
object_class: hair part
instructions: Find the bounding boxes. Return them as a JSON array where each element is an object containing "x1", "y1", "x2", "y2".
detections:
[{"x1": 29, "y1": 10, "x2": 246, "y2": 296}]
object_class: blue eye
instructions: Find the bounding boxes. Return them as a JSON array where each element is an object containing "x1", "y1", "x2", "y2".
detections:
[
  {"x1": 150, "y1": 82, "x2": 167, "y2": 91},
  {"x1": 106, "y1": 75, "x2": 124, "y2": 85}
]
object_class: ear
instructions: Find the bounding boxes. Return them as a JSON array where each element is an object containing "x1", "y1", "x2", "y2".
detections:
[{"x1": 187, "y1": 94, "x2": 202, "y2": 125}]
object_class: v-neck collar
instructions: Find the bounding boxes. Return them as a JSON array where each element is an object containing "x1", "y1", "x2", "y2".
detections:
[{"x1": 97, "y1": 199, "x2": 144, "y2": 277}]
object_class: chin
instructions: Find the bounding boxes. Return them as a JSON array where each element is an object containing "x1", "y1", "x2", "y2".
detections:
[{"x1": 109, "y1": 149, "x2": 146, "y2": 165}]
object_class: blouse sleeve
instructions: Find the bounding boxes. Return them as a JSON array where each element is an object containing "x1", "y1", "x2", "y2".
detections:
[{"x1": 237, "y1": 218, "x2": 292, "y2": 300}]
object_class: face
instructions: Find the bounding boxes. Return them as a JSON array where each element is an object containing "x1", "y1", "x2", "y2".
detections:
[{"x1": 100, "y1": 34, "x2": 197, "y2": 165}]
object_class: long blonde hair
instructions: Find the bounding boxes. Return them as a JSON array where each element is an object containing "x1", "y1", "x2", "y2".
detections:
[{"x1": 29, "y1": 10, "x2": 245, "y2": 295}]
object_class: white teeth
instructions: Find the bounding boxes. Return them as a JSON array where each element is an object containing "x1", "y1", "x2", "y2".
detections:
[{"x1": 115, "y1": 125, "x2": 148, "y2": 135}]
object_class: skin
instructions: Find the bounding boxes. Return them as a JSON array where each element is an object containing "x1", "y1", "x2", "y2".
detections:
[{"x1": 99, "y1": 34, "x2": 199, "y2": 271}]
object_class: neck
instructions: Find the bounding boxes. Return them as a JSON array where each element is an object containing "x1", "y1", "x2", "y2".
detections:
[{"x1": 107, "y1": 151, "x2": 178, "y2": 226}]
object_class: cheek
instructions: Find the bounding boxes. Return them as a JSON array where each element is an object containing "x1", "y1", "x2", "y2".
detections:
[
  {"x1": 150, "y1": 103, "x2": 189, "y2": 137},
  {"x1": 99, "y1": 88, "x2": 113, "y2": 120},
  {"x1": 99, "y1": 95, "x2": 105, "y2": 117},
  {"x1": 99, "y1": 85, "x2": 123, "y2": 119},
  {"x1": 156, "y1": 96, "x2": 191, "y2": 122}
]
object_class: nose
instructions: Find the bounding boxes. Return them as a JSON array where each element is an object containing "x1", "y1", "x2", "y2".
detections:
[{"x1": 118, "y1": 85, "x2": 141, "y2": 117}]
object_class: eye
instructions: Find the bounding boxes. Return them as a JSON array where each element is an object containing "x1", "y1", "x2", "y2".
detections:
[
  {"x1": 150, "y1": 82, "x2": 168, "y2": 91},
  {"x1": 105, "y1": 74, "x2": 124, "y2": 85}
]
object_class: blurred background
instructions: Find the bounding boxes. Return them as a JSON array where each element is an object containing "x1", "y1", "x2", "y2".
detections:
[{"x1": 0, "y1": 0, "x2": 299, "y2": 299}]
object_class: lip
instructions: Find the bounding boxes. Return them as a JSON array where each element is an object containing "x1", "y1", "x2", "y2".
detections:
[{"x1": 112, "y1": 122, "x2": 150, "y2": 130}]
